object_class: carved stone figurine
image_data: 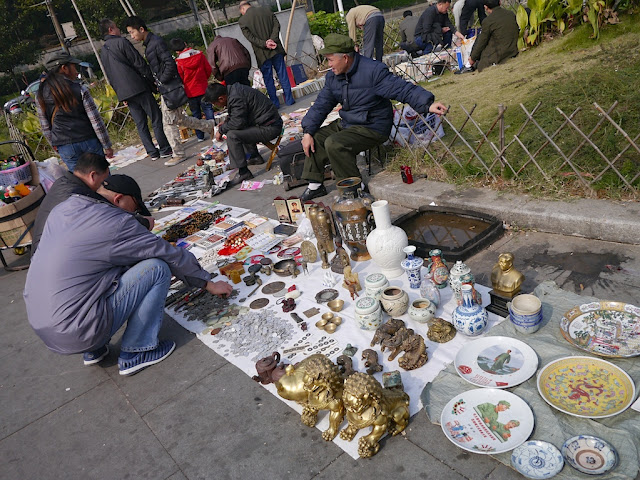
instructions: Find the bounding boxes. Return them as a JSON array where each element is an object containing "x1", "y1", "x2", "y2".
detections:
[
  {"x1": 323, "y1": 270, "x2": 338, "y2": 287},
  {"x1": 427, "y1": 317, "x2": 457, "y2": 343},
  {"x1": 371, "y1": 318, "x2": 405, "y2": 348},
  {"x1": 491, "y1": 252, "x2": 525, "y2": 297},
  {"x1": 340, "y1": 372, "x2": 410, "y2": 458},
  {"x1": 275, "y1": 354, "x2": 345, "y2": 441},
  {"x1": 397, "y1": 333, "x2": 428, "y2": 370},
  {"x1": 330, "y1": 237, "x2": 350, "y2": 274},
  {"x1": 336, "y1": 355, "x2": 356, "y2": 378},
  {"x1": 361, "y1": 349, "x2": 383, "y2": 375},
  {"x1": 342, "y1": 265, "x2": 361, "y2": 300}
]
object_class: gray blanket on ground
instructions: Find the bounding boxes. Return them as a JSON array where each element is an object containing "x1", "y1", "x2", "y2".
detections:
[{"x1": 421, "y1": 281, "x2": 640, "y2": 480}]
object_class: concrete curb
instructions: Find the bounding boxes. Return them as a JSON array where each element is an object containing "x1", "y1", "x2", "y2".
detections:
[{"x1": 369, "y1": 171, "x2": 640, "y2": 245}]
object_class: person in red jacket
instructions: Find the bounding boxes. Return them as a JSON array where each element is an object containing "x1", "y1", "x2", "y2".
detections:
[{"x1": 169, "y1": 38, "x2": 214, "y2": 141}]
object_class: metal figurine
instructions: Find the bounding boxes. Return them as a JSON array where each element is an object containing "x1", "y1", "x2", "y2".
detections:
[
  {"x1": 426, "y1": 317, "x2": 457, "y2": 343},
  {"x1": 397, "y1": 333, "x2": 428, "y2": 370},
  {"x1": 491, "y1": 252, "x2": 525, "y2": 297},
  {"x1": 275, "y1": 354, "x2": 346, "y2": 441},
  {"x1": 336, "y1": 355, "x2": 356, "y2": 378},
  {"x1": 340, "y1": 372, "x2": 410, "y2": 458},
  {"x1": 381, "y1": 327, "x2": 414, "y2": 361},
  {"x1": 301, "y1": 259, "x2": 309, "y2": 275},
  {"x1": 371, "y1": 318, "x2": 405, "y2": 348},
  {"x1": 319, "y1": 243, "x2": 330, "y2": 269},
  {"x1": 361, "y1": 349, "x2": 383, "y2": 375},
  {"x1": 330, "y1": 237, "x2": 350, "y2": 274}
]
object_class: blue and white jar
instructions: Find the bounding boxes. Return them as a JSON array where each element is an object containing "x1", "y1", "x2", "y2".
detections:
[
  {"x1": 364, "y1": 273, "x2": 389, "y2": 300},
  {"x1": 354, "y1": 296, "x2": 383, "y2": 330},
  {"x1": 449, "y1": 260, "x2": 471, "y2": 305},
  {"x1": 401, "y1": 245, "x2": 423, "y2": 289},
  {"x1": 452, "y1": 284, "x2": 488, "y2": 336}
]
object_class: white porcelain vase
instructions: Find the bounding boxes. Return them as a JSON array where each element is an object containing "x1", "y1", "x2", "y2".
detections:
[{"x1": 365, "y1": 200, "x2": 408, "y2": 279}]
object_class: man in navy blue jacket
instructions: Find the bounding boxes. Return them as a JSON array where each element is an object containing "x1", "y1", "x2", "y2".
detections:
[{"x1": 299, "y1": 34, "x2": 447, "y2": 200}]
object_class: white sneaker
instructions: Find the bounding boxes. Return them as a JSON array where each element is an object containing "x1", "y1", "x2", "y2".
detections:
[{"x1": 164, "y1": 156, "x2": 185, "y2": 166}]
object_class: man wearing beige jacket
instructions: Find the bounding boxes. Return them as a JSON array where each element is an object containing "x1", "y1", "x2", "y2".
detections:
[{"x1": 345, "y1": 5, "x2": 385, "y2": 61}]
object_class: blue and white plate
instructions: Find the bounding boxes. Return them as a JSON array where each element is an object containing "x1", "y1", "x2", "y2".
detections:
[
  {"x1": 562, "y1": 435, "x2": 618, "y2": 475},
  {"x1": 511, "y1": 440, "x2": 564, "y2": 479}
]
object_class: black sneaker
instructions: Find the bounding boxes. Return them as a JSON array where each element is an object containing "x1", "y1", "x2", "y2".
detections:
[
  {"x1": 150, "y1": 153, "x2": 160, "y2": 160},
  {"x1": 160, "y1": 150, "x2": 173, "y2": 158},
  {"x1": 300, "y1": 184, "x2": 327, "y2": 201}
]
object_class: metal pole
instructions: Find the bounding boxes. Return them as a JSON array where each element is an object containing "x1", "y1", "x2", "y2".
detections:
[
  {"x1": 45, "y1": 0, "x2": 69, "y2": 53},
  {"x1": 69, "y1": 0, "x2": 110, "y2": 85},
  {"x1": 202, "y1": 0, "x2": 218, "y2": 28},
  {"x1": 124, "y1": 0, "x2": 136, "y2": 16},
  {"x1": 336, "y1": 0, "x2": 345, "y2": 16},
  {"x1": 189, "y1": 0, "x2": 208, "y2": 47},
  {"x1": 118, "y1": 0, "x2": 132, "y2": 16}
]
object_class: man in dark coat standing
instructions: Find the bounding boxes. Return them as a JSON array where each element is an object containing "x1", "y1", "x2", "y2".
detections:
[
  {"x1": 415, "y1": 0, "x2": 465, "y2": 53},
  {"x1": 206, "y1": 83, "x2": 283, "y2": 187},
  {"x1": 238, "y1": 0, "x2": 295, "y2": 108},
  {"x1": 298, "y1": 34, "x2": 448, "y2": 201},
  {"x1": 126, "y1": 16, "x2": 187, "y2": 166},
  {"x1": 99, "y1": 19, "x2": 171, "y2": 160},
  {"x1": 459, "y1": 0, "x2": 487, "y2": 35},
  {"x1": 469, "y1": 0, "x2": 519, "y2": 71}
]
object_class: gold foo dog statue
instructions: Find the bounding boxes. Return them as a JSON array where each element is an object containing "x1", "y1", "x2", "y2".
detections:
[
  {"x1": 275, "y1": 354, "x2": 345, "y2": 441},
  {"x1": 340, "y1": 372, "x2": 410, "y2": 458}
]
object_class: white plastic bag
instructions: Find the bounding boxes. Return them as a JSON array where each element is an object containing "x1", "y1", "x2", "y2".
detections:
[
  {"x1": 253, "y1": 70, "x2": 265, "y2": 90},
  {"x1": 460, "y1": 36, "x2": 477, "y2": 67},
  {"x1": 36, "y1": 157, "x2": 67, "y2": 193}
]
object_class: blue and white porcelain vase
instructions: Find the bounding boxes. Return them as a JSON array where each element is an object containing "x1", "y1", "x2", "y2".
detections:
[
  {"x1": 449, "y1": 260, "x2": 472, "y2": 305},
  {"x1": 419, "y1": 277, "x2": 441, "y2": 307},
  {"x1": 452, "y1": 284, "x2": 488, "y2": 336},
  {"x1": 401, "y1": 245, "x2": 423, "y2": 289}
]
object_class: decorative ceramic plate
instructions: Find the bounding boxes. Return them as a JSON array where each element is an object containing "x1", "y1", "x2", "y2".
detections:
[
  {"x1": 561, "y1": 435, "x2": 618, "y2": 475},
  {"x1": 560, "y1": 301, "x2": 640, "y2": 357},
  {"x1": 455, "y1": 336, "x2": 539, "y2": 389},
  {"x1": 243, "y1": 254, "x2": 265, "y2": 265},
  {"x1": 440, "y1": 388, "x2": 534, "y2": 454},
  {"x1": 537, "y1": 356, "x2": 635, "y2": 418},
  {"x1": 267, "y1": 245, "x2": 282, "y2": 255},
  {"x1": 277, "y1": 247, "x2": 301, "y2": 258},
  {"x1": 315, "y1": 289, "x2": 339, "y2": 304},
  {"x1": 511, "y1": 440, "x2": 564, "y2": 479}
]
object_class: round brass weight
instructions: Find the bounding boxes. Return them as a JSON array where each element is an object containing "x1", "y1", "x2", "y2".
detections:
[
  {"x1": 250, "y1": 298, "x2": 270, "y2": 309},
  {"x1": 261, "y1": 281, "x2": 286, "y2": 295}
]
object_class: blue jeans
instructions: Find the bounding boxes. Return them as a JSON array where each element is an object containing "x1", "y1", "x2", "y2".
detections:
[
  {"x1": 106, "y1": 259, "x2": 171, "y2": 353},
  {"x1": 56, "y1": 137, "x2": 103, "y2": 172},
  {"x1": 188, "y1": 95, "x2": 215, "y2": 140},
  {"x1": 260, "y1": 54, "x2": 295, "y2": 108}
]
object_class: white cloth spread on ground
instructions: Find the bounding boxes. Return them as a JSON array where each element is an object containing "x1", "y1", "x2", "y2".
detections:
[{"x1": 166, "y1": 230, "x2": 504, "y2": 459}]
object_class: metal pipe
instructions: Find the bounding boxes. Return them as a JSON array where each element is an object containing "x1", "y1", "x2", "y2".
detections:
[{"x1": 69, "y1": 0, "x2": 110, "y2": 85}]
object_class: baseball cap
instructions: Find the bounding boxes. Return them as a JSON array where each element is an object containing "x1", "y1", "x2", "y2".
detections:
[
  {"x1": 318, "y1": 34, "x2": 355, "y2": 55},
  {"x1": 102, "y1": 174, "x2": 151, "y2": 216},
  {"x1": 43, "y1": 51, "x2": 83, "y2": 71}
]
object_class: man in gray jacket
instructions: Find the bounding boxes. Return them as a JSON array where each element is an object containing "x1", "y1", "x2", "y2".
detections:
[
  {"x1": 24, "y1": 194, "x2": 232, "y2": 376},
  {"x1": 99, "y1": 18, "x2": 172, "y2": 160}
]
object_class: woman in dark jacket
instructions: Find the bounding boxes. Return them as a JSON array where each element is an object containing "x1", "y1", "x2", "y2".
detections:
[{"x1": 36, "y1": 51, "x2": 113, "y2": 172}]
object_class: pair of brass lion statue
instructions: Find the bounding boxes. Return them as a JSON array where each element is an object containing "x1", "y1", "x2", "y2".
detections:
[{"x1": 275, "y1": 354, "x2": 410, "y2": 458}]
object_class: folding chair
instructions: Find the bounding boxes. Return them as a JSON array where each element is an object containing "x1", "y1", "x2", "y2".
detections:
[{"x1": 264, "y1": 127, "x2": 285, "y2": 171}]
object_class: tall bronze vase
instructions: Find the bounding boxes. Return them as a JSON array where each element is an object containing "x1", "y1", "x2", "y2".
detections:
[
  {"x1": 308, "y1": 205, "x2": 335, "y2": 254},
  {"x1": 332, "y1": 177, "x2": 374, "y2": 261}
]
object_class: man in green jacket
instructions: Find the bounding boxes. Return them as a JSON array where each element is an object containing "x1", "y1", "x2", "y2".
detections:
[
  {"x1": 468, "y1": 0, "x2": 519, "y2": 72},
  {"x1": 239, "y1": 0, "x2": 295, "y2": 108}
]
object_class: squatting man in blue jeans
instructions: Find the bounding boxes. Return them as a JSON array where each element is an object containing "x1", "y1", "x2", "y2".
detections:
[{"x1": 24, "y1": 180, "x2": 233, "y2": 376}]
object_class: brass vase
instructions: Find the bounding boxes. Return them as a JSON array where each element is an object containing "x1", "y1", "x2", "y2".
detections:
[{"x1": 332, "y1": 177, "x2": 374, "y2": 261}]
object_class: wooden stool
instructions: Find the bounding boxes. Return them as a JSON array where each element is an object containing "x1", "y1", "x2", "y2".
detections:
[{"x1": 264, "y1": 134, "x2": 284, "y2": 171}]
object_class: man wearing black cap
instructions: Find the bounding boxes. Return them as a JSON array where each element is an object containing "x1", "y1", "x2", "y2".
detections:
[
  {"x1": 98, "y1": 174, "x2": 153, "y2": 217},
  {"x1": 299, "y1": 34, "x2": 447, "y2": 201},
  {"x1": 24, "y1": 173, "x2": 233, "y2": 376}
]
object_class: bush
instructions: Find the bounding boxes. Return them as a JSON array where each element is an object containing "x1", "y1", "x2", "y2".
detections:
[{"x1": 307, "y1": 11, "x2": 348, "y2": 37}]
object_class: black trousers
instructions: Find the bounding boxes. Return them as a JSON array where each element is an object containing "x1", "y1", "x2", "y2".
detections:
[
  {"x1": 126, "y1": 90, "x2": 171, "y2": 156},
  {"x1": 226, "y1": 123, "x2": 282, "y2": 169},
  {"x1": 224, "y1": 68, "x2": 251, "y2": 86}
]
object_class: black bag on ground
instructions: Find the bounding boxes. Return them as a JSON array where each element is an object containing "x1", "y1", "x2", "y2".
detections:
[
  {"x1": 277, "y1": 139, "x2": 307, "y2": 191},
  {"x1": 154, "y1": 75, "x2": 188, "y2": 110}
]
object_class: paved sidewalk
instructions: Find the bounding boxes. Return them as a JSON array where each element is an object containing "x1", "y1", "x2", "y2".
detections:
[{"x1": 2, "y1": 98, "x2": 640, "y2": 479}]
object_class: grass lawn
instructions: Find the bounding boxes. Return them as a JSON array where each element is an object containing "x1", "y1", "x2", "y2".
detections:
[{"x1": 389, "y1": 14, "x2": 640, "y2": 200}]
